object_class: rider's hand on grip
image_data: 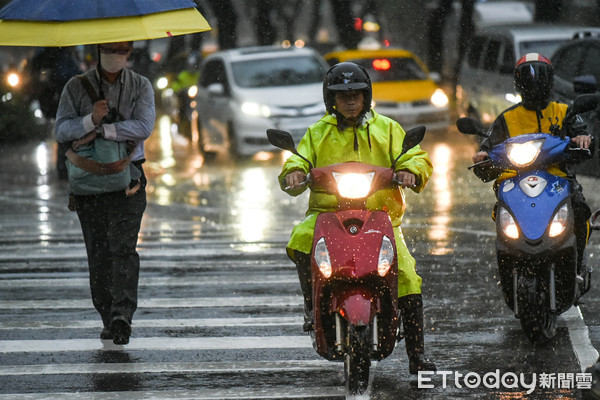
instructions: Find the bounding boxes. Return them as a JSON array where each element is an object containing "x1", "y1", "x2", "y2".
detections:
[
  {"x1": 394, "y1": 171, "x2": 417, "y2": 188},
  {"x1": 285, "y1": 170, "x2": 308, "y2": 191}
]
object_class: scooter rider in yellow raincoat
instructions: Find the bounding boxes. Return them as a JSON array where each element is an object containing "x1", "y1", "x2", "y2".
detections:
[{"x1": 278, "y1": 62, "x2": 436, "y2": 374}]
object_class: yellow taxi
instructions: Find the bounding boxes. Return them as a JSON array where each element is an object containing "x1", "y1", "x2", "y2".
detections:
[{"x1": 324, "y1": 48, "x2": 450, "y2": 131}]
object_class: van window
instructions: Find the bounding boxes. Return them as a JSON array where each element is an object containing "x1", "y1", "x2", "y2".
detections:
[
  {"x1": 201, "y1": 59, "x2": 227, "y2": 88},
  {"x1": 519, "y1": 39, "x2": 570, "y2": 59},
  {"x1": 467, "y1": 36, "x2": 486, "y2": 68},
  {"x1": 483, "y1": 39, "x2": 501, "y2": 71},
  {"x1": 500, "y1": 42, "x2": 515, "y2": 74},
  {"x1": 553, "y1": 44, "x2": 586, "y2": 81},
  {"x1": 580, "y1": 44, "x2": 600, "y2": 84}
]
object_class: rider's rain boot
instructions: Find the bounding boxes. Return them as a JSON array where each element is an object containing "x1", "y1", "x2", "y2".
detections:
[
  {"x1": 399, "y1": 294, "x2": 436, "y2": 374},
  {"x1": 294, "y1": 251, "x2": 313, "y2": 331}
]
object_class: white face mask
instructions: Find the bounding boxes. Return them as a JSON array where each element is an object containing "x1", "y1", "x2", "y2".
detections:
[{"x1": 101, "y1": 53, "x2": 128, "y2": 73}]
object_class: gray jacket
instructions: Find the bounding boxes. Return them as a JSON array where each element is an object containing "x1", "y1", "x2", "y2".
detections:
[{"x1": 55, "y1": 68, "x2": 155, "y2": 162}]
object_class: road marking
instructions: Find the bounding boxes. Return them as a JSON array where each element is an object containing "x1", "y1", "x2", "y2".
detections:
[
  {"x1": 0, "y1": 387, "x2": 346, "y2": 400},
  {"x1": 0, "y1": 335, "x2": 312, "y2": 353},
  {"x1": 0, "y1": 275, "x2": 296, "y2": 288},
  {"x1": 0, "y1": 360, "x2": 334, "y2": 376},
  {"x1": 560, "y1": 306, "x2": 599, "y2": 372},
  {"x1": 0, "y1": 316, "x2": 303, "y2": 330},
  {"x1": 0, "y1": 296, "x2": 302, "y2": 310}
]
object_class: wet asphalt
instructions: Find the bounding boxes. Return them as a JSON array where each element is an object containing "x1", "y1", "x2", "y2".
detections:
[{"x1": 0, "y1": 120, "x2": 598, "y2": 399}]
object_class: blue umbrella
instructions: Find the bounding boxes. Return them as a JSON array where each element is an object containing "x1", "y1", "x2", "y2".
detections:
[{"x1": 0, "y1": 0, "x2": 211, "y2": 46}]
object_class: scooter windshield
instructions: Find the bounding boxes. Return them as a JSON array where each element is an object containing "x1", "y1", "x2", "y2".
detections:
[{"x1": 489, "y1": 133, "x2": 570, "y2": 170}]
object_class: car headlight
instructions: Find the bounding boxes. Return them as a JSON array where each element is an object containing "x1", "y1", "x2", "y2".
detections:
[
  {"x1": 187, "y1": 85, "x2": 198, "y2": 98},
  {"x1": 506, "y1": 139, "x2": 544, "y2": 167},
  {"x1": 314, "y1": 237, "x2": 332, "y2": 278},
  {"x1": 7, "y1": 72, "x2": 20, "y2": 88},
  {"x1": 549, "y1": 204, "x2": 568, "y2": 237},
  {"x1": 241, "y1": 101, "x2": 272, "y2": 118},
  {"x1": 430, "y1": 88, "x2": 449, "y2": 108},
  {"x1": 498, "y1": 207, "x2": 519, "y2": 239},
  {"x1": 332, "y1": 171, "x2": 374, "y2": 199},
  {"x1": 156, "y1": 76, "x2": 169, "y2": 90},
  {"x1": 505, "y1": 93, "x2": 522, "y2": 104},
  {"x1": 377, "y1": 235, "x2": 394, "y2": 276}
]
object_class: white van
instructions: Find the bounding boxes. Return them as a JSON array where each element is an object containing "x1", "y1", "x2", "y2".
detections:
[{"x1": 456, "y1": 24, "x2": 588, "y2": 125}]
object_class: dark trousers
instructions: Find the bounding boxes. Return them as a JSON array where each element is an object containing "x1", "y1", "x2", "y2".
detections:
[{"x1": 74, "y1": 167, "x2": 146, "y2": 328}]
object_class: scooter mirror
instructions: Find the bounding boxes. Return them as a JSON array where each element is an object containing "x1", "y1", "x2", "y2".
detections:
[
  {"x1": 267, "y1": 129, "x2": 296, "y2": 152},
  {"x1": 266, "y1": 128, "x2": 314, "y2": 169},
  {"x1": 392, "y1": 125, "x2": 426, "y2": 170},
  {"x1": 402, "y1": 125, "x2": 426, "y2": 154},
  {"x1": 456, "y1": 117, "x2": 486, "y2": 137},
  {"x1": 571, "y1": 93, "x2": 598, "y2": 115}
]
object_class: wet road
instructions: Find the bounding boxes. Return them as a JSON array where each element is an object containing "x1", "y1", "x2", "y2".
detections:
[{"x1": 0, "y1": 117, "x2": 599, "y2": 399}]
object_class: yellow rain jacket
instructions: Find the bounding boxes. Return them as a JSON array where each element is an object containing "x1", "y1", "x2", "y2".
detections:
[
  {"x1": 278, "y1": 110, "x2": 433, "y2": 297},
  {"x1": 476, "y1": 102, "x2": 570, "y2": 183}
]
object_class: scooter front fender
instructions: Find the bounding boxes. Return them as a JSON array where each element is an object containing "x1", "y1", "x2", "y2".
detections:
[{"x1": 334, "y1": 291, "x2": 377, "y2": 326}]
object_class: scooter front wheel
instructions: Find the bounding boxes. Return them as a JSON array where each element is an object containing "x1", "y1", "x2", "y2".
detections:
[
  {"x1": 344, "y1": 324, "x2": 371, "y2": 395},
  {"x1": 517, "y1": 275, "x2": 557, "y2": 344}
]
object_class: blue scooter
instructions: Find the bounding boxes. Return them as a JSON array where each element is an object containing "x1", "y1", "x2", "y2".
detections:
[{"x1": 457, "y1": 94, "x2": 598, "y2": 344}]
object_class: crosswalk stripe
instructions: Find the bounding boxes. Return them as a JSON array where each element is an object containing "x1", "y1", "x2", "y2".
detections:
[
  {"x1": 0, "y1": 316, "x2": 303, "y2": 330},
  {"x1": 0, "y1": 296, "x2": 303, "y2": 310},
  {"x1": 0, "y1": 335, "x2": 313, "y2": 353},
  {"x1": 0, "y1": 275, "x2": 296, "y2": 288},
  {"x1": 0, "y1": 387, "x2": 346, "y2": 400},
  {"x1": 0, "y1": 360, "x2": 334, "y2": 376}
]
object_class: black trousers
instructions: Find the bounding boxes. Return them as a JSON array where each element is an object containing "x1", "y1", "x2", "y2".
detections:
[{"x1": 74, "y1": 166, "x2": 146, "y2": 328}]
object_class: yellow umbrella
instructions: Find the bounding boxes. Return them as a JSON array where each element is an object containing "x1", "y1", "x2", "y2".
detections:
[{"x1": 0, "y1": 1, "x2": 211, "y2": 47}]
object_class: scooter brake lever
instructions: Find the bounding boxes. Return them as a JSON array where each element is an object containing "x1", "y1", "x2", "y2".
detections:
[
  {"x1": 467, "y1": 158, "x2": 492, "y2": 170},
  {"x1": 392, "y1": 176, "x2": 418, "y2": 188},
  {"x1": 284, "y1": 174, "x2": 311, "y2": 191},
  {"x1": 568, "y1": 147, "x2": 591, "y2": 156}
]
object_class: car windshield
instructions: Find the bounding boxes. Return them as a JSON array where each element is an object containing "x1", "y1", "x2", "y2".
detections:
[
  {"x1": 232, "y1": 56, "x2": 326, "y2": 88},
  {"x1": 349, "y1": 57, "x2": 428, "y2": 82},
  {"x1": 519, "y1": 39, "x2": 570, "y2": 58}
]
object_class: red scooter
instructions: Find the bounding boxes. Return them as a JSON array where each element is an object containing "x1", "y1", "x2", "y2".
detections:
[{"x1": 268, "y1": 126, "x2": 426, "y2": 394}]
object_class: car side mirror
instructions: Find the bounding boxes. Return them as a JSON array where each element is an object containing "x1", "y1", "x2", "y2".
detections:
[
  {"x1": 429, "y1": 72, "x2": 441, "y2": 83},
  {"x1": 207, "y1": 82, "x2": 225, "y2": 96}
]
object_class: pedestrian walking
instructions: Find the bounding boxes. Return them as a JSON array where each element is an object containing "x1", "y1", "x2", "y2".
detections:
[{"x1": 55, "y1": 41, "x2": 155, "y2": 345}]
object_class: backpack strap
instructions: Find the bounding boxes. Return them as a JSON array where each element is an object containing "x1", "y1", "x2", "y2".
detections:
[{"x1": 77, "y1": 74, "x2": 100, "y2": 103}]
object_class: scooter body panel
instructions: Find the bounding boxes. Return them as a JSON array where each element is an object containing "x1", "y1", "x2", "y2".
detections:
[
  {"x1": 312, "y1": 209, "x2": 399, "y2": 360},
  {"x1": 488, "y1": 134, "x2": 581, "y2": 317},
  {"x1": 497, "y1": 171, "x2": 570, "y2": 241}
]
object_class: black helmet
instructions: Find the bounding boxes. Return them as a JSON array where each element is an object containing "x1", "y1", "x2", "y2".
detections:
[
  {"x1": 514, "y1": 53, "x2": 554, "y2": 110},
  {"x1": 323, "y1": 62, "x2": 372, "y2": 119}
]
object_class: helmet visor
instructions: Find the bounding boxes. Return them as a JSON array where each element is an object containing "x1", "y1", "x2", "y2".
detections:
[{"x1": 516, "y1": 63, "x2": 552, "y2": 92}]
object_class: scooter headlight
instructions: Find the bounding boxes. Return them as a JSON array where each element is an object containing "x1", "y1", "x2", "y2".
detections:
[
  {"x1": 314, "y1": 237, "x2": 332, "y2": 278},
  {"x1": 506, "y1": 139, "x2": 544, "y2": 167},
  {"x1": 549, "y1": 204, "x2": 569, "y2": 237},
  {"x1": 377, "y1": 235, "x2": 394, "y2": 276},
  {"x1": 498, "y1": 207, "x2": 519, "y2": 239},
  {"x1": 332, "y1": 171, "x2": 375, "y2": 199}
]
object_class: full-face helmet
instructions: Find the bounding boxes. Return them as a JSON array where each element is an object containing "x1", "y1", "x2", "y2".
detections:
[
  {"x1": 514, "y1": 53, "x2": 554, "y2": 110},
  {"x1": 323, "y1": 62, "x2": 372, "y2": 119}
]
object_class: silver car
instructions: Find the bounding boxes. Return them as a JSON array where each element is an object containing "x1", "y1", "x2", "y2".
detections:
[{"x1": 193, "y1": 46, "x2": 328, "y2": 158}]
